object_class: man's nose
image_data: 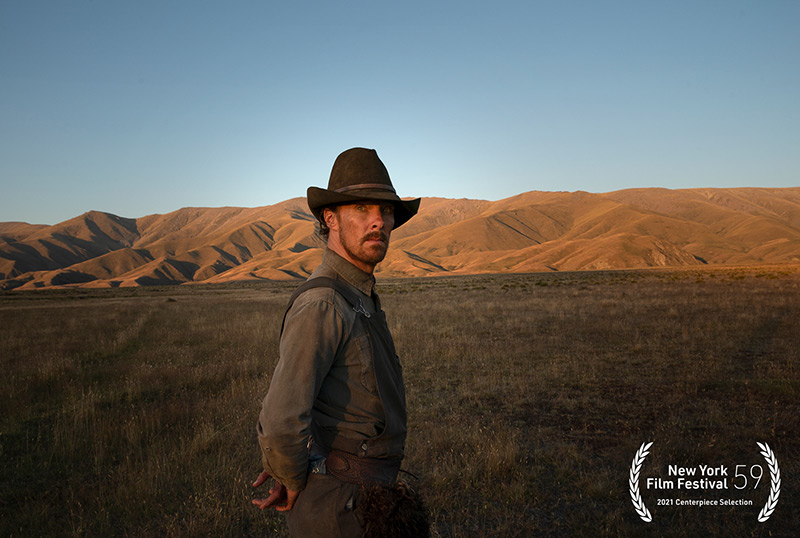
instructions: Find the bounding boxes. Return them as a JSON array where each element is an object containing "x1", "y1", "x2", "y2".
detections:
[{"x1": 368, "y1": 207, "x2": 387, "y2": 229}]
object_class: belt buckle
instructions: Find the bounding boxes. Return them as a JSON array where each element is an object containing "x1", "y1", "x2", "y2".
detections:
[{"x1": 309, "y1": 454, "x2": 327, "y2": 475}]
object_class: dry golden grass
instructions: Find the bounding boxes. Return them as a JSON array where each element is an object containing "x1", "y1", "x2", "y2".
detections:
[
  {"x1": 385, "y1": 266, "x2": 800, "y2": 536},
  {"x1": 2, "y1": 265, "x2": 799, "y2": 536}
]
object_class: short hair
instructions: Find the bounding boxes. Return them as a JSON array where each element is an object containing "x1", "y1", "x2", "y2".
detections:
[{"x1": 317, "y1": 206, "x2": 335, "y2": 240}]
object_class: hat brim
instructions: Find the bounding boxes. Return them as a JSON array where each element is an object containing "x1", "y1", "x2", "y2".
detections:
[{"x1": 307, "y1": 187, "x2": 420, "y2": 229}]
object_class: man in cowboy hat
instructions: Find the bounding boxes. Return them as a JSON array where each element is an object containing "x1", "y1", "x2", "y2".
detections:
[{"x1": 251, "y1": 148, "x2": 423, "y2": 537}]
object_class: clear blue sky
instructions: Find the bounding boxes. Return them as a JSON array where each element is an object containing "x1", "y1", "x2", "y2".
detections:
[{"x1": 2, "y1": 0, "x2": 798, "y2": 225}]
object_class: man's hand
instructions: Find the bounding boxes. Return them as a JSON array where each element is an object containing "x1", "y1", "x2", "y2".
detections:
[{"x1": 251, "y1": 470, "x2": 300, "y2": 512}]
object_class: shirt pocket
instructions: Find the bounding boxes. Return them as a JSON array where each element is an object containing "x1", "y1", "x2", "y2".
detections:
[{"x1": 346, "y1": 331, "x2": 378, "y2": 395}]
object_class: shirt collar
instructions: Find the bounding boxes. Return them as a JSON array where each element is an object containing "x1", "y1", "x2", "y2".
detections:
[{"x1": 322, "y1": 248, "x2": 376, "y2": 297}]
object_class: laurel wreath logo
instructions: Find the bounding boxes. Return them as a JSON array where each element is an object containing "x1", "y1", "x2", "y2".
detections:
[
  {"x1": 630, "y1": 441, "x2": 780, "y2": 524},
  {"x1": 757, "y1": 442, "x2": 781, "y2": 523},
  {"x1": 629, "y1": 441, "x2": 653, "y2": 523}
]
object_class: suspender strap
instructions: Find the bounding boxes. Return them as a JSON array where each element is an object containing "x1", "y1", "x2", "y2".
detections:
[{"x1": 280, "y1": 277, "x2": 365, "y2": 335}]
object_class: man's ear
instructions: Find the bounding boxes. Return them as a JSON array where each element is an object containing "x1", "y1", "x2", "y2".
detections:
[{"x1": 323, "y1": 207, "x2": 338, "y2": 231}]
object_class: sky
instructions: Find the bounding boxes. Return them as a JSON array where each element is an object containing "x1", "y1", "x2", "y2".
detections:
[{"x1": 1, "y1": 1, "x2": 799, "y2": 225}]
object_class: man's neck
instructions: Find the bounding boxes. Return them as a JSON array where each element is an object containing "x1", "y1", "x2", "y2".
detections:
[{"x1": 321, "y1": 249, "x2": 376, "y2": 298}]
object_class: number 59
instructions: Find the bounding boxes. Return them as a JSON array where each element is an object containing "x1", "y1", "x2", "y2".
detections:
[{"x1": 734, "y1": 464, "x2": 763, "y2": 489}]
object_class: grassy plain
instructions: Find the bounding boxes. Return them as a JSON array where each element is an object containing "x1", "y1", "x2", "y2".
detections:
[{"x1": 2, "y1": 266, "x2": 799, "y2": 537}]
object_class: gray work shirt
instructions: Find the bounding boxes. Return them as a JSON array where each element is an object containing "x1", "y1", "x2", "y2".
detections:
[{"x1": 258, "y1": 249, "x2": 406, "y2": 492}]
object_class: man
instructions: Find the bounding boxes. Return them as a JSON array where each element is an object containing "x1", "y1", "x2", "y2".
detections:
[{"x1": 252, "y1": 148, "x2": 423, "y2": 537}]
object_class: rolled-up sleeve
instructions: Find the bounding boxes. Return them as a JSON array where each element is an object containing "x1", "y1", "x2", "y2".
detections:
[{"x1": 257, "y1": 291, "x2": 344, "y2": 492}]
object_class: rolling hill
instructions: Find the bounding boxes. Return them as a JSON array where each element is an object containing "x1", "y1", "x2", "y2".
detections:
[{"x1": 2, "y1": 187, "x2": 799, "y2": 290}]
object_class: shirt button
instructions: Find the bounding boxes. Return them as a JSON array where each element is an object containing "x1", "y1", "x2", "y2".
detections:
[{"x1": 360, "y1": 442, "x2": 368, "y2": 452}]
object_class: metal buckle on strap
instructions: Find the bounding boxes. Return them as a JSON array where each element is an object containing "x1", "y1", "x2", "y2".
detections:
[{"x1": 353, "y1": 298, "x2": 371, "y2": 318}]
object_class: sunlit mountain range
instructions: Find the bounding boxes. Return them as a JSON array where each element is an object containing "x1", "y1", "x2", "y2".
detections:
[{"x1": 2, "y1": 188, "x2": 799, "y2": 290}]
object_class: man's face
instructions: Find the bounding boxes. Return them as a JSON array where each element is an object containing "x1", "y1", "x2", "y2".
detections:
[{"x1": 326, "y1": 202, "x2": 395, "y2": 273}]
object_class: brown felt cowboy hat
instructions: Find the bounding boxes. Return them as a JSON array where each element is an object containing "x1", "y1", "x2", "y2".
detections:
[{"x1": 307, "y1": 148, "x2": 420, "y2": 229}]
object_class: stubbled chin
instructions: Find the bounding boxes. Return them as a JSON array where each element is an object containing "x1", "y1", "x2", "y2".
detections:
[{"x1": 362, "y1": 243, "x2": 388, "y2": 261}]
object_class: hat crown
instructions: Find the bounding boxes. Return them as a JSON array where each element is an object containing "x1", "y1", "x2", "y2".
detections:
[
  {"x1": 328, "y1": 148, "x2": 395, "y2": 193},
  {"x1": 307, "y1": 147, "x2": 420, "y2": 229}
]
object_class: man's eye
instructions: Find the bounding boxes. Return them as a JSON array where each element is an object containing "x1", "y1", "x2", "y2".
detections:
[{"x1": 381, "y1": 205, "x2": 394, "y2": 214}]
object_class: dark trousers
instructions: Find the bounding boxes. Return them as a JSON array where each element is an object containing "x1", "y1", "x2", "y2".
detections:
[{"x1": 286, "y1": 473, "x2": 363, "y2": 538}]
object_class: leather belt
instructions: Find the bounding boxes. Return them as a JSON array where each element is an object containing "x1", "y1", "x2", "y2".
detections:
[{"x1": 324, "y1": 449, "x2": 401, "y2": 486}]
